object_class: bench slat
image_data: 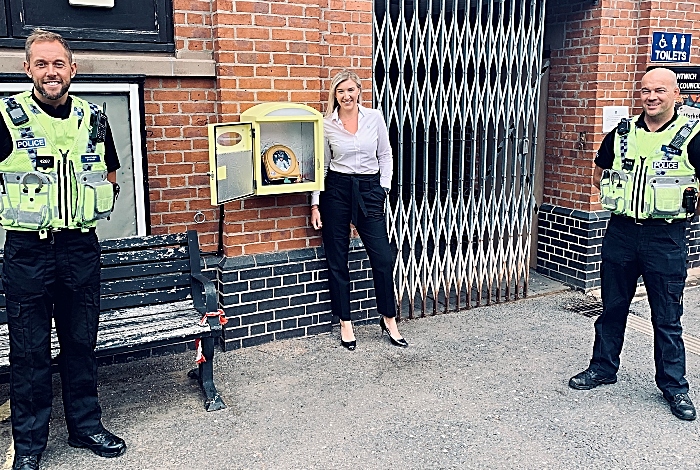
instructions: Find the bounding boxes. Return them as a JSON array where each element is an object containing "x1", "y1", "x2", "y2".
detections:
[
  {"x1": 100, "y1": 246, "x2": 190, "y2": 267},
  {"x1": 101, "y1": 273, "x2": 191, "y2": 295},
  {"x1": 98, "y1": 320, "x2": 207, "y2": 349},
  {"x1": 101, "y1": 288, "x2": 192, "y2": 311},
  {"x1": 100, "y1": 299, "x2": 194, "y2": 321},
  {"x1": 99, "y1": 233, "x2": 189, "y2": 252},
  {"x1": 100, "y1": 260, "x2": 190, "y2": 281},
  {"x1": 99, "y1": 300, "x2": 198, "y2": 329}
]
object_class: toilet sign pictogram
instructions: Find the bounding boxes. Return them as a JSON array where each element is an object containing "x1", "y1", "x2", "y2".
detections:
[{"x1": 651, "y1": 32, "x2": 691, "y2": 63}]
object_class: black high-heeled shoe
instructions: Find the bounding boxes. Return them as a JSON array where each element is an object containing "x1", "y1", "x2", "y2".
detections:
[
  {"x1": 379, "y1": 316, "x2": 408, "y2": 348},
  {"x1": 340, "y1": 320, "x2": 356, "y2": 351}
]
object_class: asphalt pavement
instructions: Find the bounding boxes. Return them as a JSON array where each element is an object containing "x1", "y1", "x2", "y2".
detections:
[{"x1": 2, "y1": 273, "x2": 700, "y2": 469}]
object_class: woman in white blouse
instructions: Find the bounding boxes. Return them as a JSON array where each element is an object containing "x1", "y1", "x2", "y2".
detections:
[{"x1": 310, "y1": 69, "x2": 407, "y2": 351}]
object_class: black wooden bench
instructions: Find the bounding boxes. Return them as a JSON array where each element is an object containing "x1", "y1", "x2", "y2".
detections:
[{"x1": 0, "y1": 230, "x2": 226, "y2": 412}]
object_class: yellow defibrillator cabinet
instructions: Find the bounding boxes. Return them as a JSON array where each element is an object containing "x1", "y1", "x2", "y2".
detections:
[{"x1": 208, "y1": 102, "x2": 324, "y2": 205}]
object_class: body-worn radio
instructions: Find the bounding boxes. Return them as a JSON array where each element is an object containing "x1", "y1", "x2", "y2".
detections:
[
  {"x1": 90, "y1": 103, "x2": 108, "y2": 143},
  {"x1": 261, "y1": 144, "x2": 301, "y2": 184}
]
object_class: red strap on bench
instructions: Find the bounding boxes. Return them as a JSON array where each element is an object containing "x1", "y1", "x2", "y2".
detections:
[
  {"x1": 199, "y1": 309, "x2": 228, "y2": 327},
  {"x1": 195, "y1": 310, "x2": 228, "y2": 364}
]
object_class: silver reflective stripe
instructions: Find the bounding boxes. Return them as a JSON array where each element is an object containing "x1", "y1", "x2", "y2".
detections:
[
  {"x1": 374, "y1": 0, "x2": 546, "y2": 317},
  {"x1": 16, "y1": 209, "x2": 47, "y2": 226}
]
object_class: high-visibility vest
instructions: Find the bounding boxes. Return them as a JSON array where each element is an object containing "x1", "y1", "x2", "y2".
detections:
[
  {"x1": 600, "y1": 114, "x2": 700, "y2": 220},
  {"x1": 0, "y1": 91, "x2": 114, "y2": 234}
]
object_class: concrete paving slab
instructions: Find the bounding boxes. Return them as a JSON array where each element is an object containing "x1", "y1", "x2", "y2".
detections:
[{"x1": 1, "y1": 286, "x2": 699, "y2": 469}]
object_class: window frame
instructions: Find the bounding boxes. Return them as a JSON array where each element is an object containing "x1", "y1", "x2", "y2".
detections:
[{"x1": 0, "y1": 0, "x2": 174, "y2": 53}]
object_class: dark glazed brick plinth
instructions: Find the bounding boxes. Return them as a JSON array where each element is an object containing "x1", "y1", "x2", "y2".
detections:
[
  {"x1": 217, "y1": 239, "x2": 380, "y2": 350},
  {"x1": 537, "y1": 203, "x2": 700, "y2": 291}
]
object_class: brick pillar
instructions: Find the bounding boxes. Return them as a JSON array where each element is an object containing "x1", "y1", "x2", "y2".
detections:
[{"x1": 540, "y1": 0, "x2": 700, "y2": 290}]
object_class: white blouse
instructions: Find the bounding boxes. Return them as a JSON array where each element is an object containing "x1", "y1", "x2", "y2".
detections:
[{"x1": 311, "y1": 104, "x2": 393, "y2": 206}]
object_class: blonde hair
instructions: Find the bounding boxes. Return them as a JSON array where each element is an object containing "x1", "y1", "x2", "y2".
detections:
[
  {"x1": 25, "y1": 28, "x2": 73, "y2": 64},
  {"x1": 325, "y1": 69, "x2": 362, "y2": 117}
]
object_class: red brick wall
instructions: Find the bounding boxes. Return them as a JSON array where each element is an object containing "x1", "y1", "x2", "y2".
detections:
[
  {"x1": 210, "y1": 0, "x2": 372, "y2": 256},
  {"x1": 173, "y1": 0, "x2": 214, "y2": 54},
  {"x1": 142, "y1": 0, "x2": 373, "y2": 255},
  {"x1": 544, "y1": 0, "x2": 700, "y2": 211},
  {"x1": 144, "y1": 77, "x2": 220, "y2": 249}
]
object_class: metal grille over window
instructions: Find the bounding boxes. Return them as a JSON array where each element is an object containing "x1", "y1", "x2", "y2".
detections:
[{"x1": 373, "y1": 0, "x2": 546, "y2": 318}]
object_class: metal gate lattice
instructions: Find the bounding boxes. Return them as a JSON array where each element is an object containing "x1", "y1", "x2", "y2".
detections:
[{"x1": 373, "y1": 0, "x2": 547, "y2": 318}]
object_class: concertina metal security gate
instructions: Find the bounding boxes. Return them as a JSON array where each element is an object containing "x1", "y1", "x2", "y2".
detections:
[{"x1": 373, "y1": 0, "x2": 547, "y2": 318}]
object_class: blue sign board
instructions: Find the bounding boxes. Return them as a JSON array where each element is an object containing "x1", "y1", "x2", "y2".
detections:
[{"x1": 651, "y1": 32, "x2": 691, "y2": 63}]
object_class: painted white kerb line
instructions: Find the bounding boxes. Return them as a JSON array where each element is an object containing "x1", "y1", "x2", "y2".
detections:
[{"x1": 627, "y1": 315, "x2": 700, "y2": 356}]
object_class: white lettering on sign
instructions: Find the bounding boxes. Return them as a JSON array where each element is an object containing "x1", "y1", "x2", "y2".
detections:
[
  {"x1": 678, "y1": 73, "x2": 697, "y2": 80},
  {"x1": 15, "y1": 138, "x2": 46, "y2": 149},
  {"x1": 653, "y1": 50, "x2": 688, "y2": 62},
  {"x1": 652, "y1": 161, "x2": 679, "y2": 170}
]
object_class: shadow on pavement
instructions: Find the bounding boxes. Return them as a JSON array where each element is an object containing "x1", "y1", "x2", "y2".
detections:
[{"x1": 1, "y1": 284, "x2": 699, "y2": 469}]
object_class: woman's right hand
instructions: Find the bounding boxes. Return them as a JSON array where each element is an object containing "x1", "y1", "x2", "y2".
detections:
[{"x1": 311, "y1": 205, "x2": 322, "y2": 230}]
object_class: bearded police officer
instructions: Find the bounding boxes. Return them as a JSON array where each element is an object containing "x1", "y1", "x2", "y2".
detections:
[
  {"x1": 0, "y1": 29, "x2": 126, "y2": 470},
  {"x1": 569, "y1": 68, "x2": 700, "y2": 421}
]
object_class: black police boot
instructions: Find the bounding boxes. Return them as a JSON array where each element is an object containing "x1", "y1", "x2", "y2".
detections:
[
  {"x1": 68, "y1": 429, "x2": 126, "y2": 458},
  {"x1": 666, "y1": 393, "x2": 697, "y2": 421},
  {"x1": 568, "y1": 368, "x2": 617, "y2": 390},
  {"x1": 12, "y1": 454, "x2": 40, "y2": 470}
]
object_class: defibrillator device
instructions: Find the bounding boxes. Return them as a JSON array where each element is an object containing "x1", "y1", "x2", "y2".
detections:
[{"x1": 261, "y1": 144, "x2": 301, "y2": 184}]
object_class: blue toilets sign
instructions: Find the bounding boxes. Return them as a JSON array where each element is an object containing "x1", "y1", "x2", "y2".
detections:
[{"x1": 651, "y1": 32, "x2": 691, "y2": 63}]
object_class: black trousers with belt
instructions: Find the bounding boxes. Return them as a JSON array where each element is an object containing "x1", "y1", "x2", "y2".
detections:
[
  {"x1": 320, "y1": 170, "x2": 396, "y2": 322},
  {"x1": 589, "y1": 214, "x2": 689, "y2": 398},
  {"x1": 3, "y1": 229, "x2": 104, "y2": 456}
]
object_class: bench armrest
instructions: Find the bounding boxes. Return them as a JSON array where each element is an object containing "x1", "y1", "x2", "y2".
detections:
[{"x1": 191, "y1": 273, "x2": 218, "y2": 317}]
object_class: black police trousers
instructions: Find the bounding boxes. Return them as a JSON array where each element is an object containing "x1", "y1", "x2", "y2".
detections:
[
  {"x1": 320, "y1": 170, "x2": 396, "y2": 322},
  {"x1": 3, "y1": 229, "x2": 103, "y2": 455},
  {"x1": 589, "y1": 214, "x2": 689, "y2": 398}
]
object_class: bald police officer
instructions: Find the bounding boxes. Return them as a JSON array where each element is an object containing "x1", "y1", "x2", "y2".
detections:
[{"x1": 570, "y1": 67, "x2": 700, "y2": 421}]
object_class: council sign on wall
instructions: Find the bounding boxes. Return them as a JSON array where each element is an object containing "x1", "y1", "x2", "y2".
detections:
[
  {"x1": 649, "y1": 66, "x2": 700, "y2": 118},
  {"x1": 650, "y1": 32, "x2": 691, "y2": 63}
]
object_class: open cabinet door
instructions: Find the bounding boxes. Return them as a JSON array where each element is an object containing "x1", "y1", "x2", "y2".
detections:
[{"x1": 209, "y1": 123, "x2": 255, "y2": 205}]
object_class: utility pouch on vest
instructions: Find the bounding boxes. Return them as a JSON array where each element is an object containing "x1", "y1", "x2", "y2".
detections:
[
  {"x1": 79, "y1": 173, "x2": 114, "y2": 223},
  {"x1": 599, "y1": 169, "x2": 629, "y2": 212},
  {"x1": 0, "y1": 172, "x2": 54, "y2": 229},
  {"x1": 683, "y1": 187, "x2": 698, "y2": 214},
  {"x1": 648, "y1": 175, "x2": 696, "y2": 217}
]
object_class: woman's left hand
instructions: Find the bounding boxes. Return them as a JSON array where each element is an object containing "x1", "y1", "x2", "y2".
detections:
[{"x1": 311, "y1": 205, "x2": 322, "y2": 230}]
